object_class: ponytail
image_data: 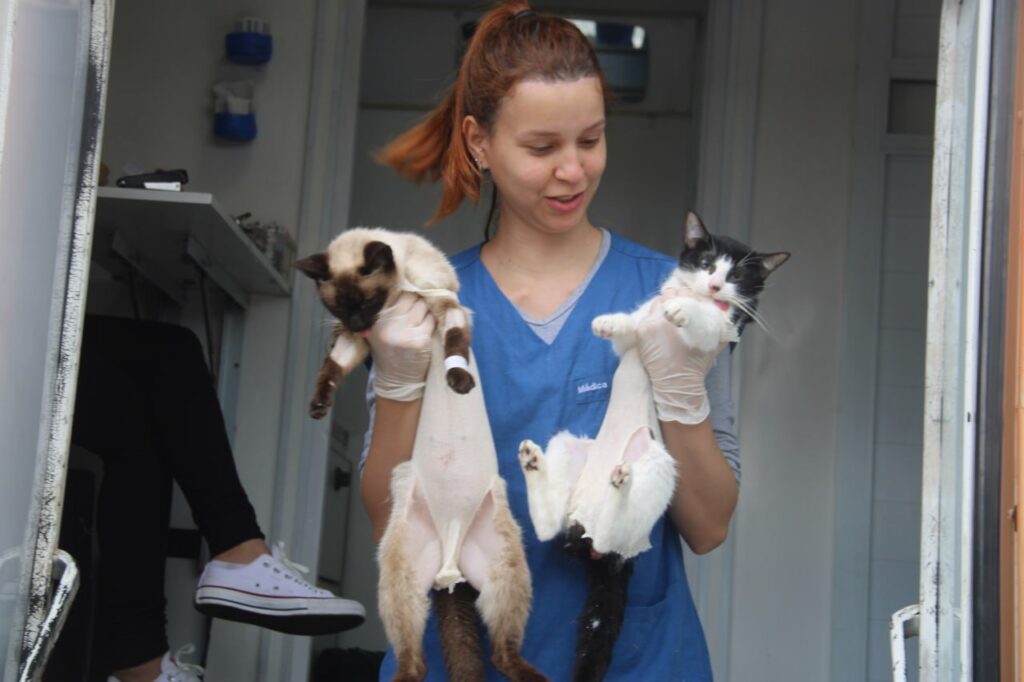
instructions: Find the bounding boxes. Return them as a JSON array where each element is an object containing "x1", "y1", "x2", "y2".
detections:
[{"x1": 376, "y1": 0, "x2": 604, "y2": 225}]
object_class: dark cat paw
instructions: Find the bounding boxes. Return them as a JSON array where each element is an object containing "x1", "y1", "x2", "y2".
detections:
[
  {"x1": 447, "y1": 367, "x2": 475, "y2": 394},
  {"x1": 309, "y1": 399, "x2": 331, "y2": 419}
]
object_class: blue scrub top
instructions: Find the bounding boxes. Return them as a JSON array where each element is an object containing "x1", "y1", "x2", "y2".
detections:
[{"x1": 378, "y1": 232, "x2": 713, "y2": 681}]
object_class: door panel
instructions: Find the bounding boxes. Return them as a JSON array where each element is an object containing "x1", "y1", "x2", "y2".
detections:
[{"x1": 0, "y1": 0, "x2": 113, "y2": 678}]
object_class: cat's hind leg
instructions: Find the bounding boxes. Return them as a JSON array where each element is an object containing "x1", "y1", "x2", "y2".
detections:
[
  {"x1": 378, "y1": 463, "x2": 443, "y2": 682},
  {"x1": 459, "y1": 478, "x2": 548, "y2": 682},
  {"x1": 426, "y1": 298, "x2": 475, "y2": 394},
  {"x1": 590, "y1": 427, "x2": 675, "y2": 559},
  {"x1": 518, "y1": 434, "x2": 588, "y2": 541}
]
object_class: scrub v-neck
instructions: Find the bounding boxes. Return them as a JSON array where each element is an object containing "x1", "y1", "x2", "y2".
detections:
[{"x1": 475, "y1": 228, "x2": 611, "y2": 347}]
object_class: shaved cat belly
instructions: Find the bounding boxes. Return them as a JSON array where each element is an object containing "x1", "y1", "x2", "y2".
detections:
[
  {"x1": 411, "y1": 436, "x2": 497, "y2": 525},
  {"x1": 411, "y1": 338, "x2": 498, "y2": 531}
]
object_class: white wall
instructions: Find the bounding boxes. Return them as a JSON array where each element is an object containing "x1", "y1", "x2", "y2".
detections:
[{"x1": 727, "y1": 0, "x2": 858, "y2": 680}]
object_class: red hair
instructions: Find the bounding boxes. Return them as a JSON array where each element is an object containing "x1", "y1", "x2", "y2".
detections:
[{"x1": 375, "y1": 1, "x2": 607, "y2": 225}]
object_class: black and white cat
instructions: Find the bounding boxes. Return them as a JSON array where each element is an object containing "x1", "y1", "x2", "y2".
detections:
[{"x1": 518, "y1": 212, "x2": 789, "y2": 682}]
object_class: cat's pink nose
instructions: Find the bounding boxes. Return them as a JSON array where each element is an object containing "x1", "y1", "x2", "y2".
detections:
[{"x1": 710, "y1": 283, "x2": 722, "y2": 293}]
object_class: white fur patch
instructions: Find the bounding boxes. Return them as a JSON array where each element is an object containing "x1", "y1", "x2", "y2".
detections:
[{"x1": 329, "y1": 336, "x2": 363, "y2": 368}]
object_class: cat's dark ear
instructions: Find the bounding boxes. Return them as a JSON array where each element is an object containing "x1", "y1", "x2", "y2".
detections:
[
  {"x1": 684, "y1": 211, "x2": 710, "y2": 250},
  {"x1": 361, "y1": 241, "x2": 395, "y2": 275},
  {"x1": 760, "y1": 252, "x2": 791, "y2": 276},
  {"x1": 295, "y1": 252, "x2": 330, "y2": 281}
]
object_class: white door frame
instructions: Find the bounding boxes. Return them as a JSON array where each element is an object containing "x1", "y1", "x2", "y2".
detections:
[
  {"x1": 257, "y1": 0, "x2": 368, "y2": 678},
  {"x1": 917, "y1": 0, "x2": 991, "y2": 677}
]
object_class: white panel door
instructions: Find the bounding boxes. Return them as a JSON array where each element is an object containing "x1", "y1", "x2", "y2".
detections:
[{"x1": 0, "y1": 0, "x2": 113, "y2": 678}]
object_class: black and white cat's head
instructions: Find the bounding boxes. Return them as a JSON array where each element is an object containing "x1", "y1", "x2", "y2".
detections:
[{"x1": 672, "y1": 211, "x2": 789, "y2": 328}]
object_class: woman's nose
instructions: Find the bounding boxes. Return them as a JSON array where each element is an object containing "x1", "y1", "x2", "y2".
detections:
[{"x1": 554, "y1": 154, "x2": 584, "y2": 183}]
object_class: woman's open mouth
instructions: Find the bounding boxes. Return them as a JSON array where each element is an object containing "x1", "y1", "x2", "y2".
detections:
[{"x1": 546, "y1": 191, "x2": 585, "y2": 213}]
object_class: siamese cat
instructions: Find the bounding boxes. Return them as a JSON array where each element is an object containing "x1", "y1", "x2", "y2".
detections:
[
  {"x1": 300, "y1": 228, "x2": 544, "y2": 682},
  {"x1": 518, "y1": 212, "x2": 789, "y2": 682},
  {"x1": 296, "y1": 227, "x2": 475, "y2": 419}
]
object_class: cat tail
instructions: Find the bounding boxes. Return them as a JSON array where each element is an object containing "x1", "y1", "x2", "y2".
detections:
[
  {"x1": 434, "y1": 582, "x2": 486, "y2": 682},
  {"x1": 571, "y1": 551, "x2": 634, "y2": 682}
]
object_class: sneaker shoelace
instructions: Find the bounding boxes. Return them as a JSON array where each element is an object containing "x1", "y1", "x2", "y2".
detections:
[
  {"x1": 271, "y1": 541, "x2": 326, "y2": 594},
  {"x1": 169, "y1": 643, "x2": 204, "y2": 678}
]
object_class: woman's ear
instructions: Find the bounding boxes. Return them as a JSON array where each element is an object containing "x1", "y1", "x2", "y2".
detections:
[{"x1": 462, "y1": 115, "x2": 489, "y2": 170}]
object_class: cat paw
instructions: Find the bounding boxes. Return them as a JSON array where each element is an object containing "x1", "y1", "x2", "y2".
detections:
[
  {"x1": 446, "y1": 367, "x2": 475, "y2": 394},
  {"x1": 309, "y1": 398, "x2": 331, "y2": 420},
  {"x1": 518, "y1": 440, "x2": 543, "y2": 473},
  {"x1": 592, "y1": 313, "x2": 633, "y2": 339},
  {"x1": 610, "y1": 462, "x2": 632, "y2": 490},
  {"x1": 663, "y1": 298, "x2": 690, "y2": 327}
]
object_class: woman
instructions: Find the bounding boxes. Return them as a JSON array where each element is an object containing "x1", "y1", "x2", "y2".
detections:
[{"x1": 360, "y1": 2, "x2": 739, "y2": 679}]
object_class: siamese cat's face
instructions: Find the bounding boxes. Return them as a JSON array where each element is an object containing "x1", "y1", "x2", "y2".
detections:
[
  {"x1": 675, "y1": 212, "x2": 790, "y2": 327},
  {"x1": 296, "y1": 235, "x2": 398, "y2": 332}
]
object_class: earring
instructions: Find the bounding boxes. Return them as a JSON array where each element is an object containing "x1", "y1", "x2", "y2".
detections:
[{"x1": 472, "y1": 153, "x2": 487, "y2": 173}]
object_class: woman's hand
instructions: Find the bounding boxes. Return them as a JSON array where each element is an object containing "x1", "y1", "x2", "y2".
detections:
[
  {"x1": 635, "y1": 299, "x2": 737, "y2": 554},
  {"x1": 635, "y1": 299, "x2": 727, "y2": 425},
  {"x1": 366, "y1": 293, "x2": 435, "y2": 401}
]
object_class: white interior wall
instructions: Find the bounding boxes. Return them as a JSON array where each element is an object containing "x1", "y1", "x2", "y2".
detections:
[
  {"x1": 95, "y1": 1, "x2": 319, "y2": 676},
  {"x1": 726, "y1": 0, "x2": 858, "y2": 680}
]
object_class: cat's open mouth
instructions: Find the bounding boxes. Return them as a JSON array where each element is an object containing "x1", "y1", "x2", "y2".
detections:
[{"x1": 713, "y1": 300, "x2": 730, "y2": 312}]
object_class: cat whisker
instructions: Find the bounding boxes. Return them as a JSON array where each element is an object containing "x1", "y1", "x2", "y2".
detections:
[{"x1": 730, "y1": 297, "x2": 772, "y2": 335}]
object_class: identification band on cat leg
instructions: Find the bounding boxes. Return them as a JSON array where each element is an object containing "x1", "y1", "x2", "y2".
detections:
[{"x1": 444, "y1": 355, "x2": 469, "y2": 372}]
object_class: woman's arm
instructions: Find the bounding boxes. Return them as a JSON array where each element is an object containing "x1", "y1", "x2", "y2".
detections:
[
  {"x1": 361, "y1": 397, "x2": 424, "y2": 541},
  {"x1": 355, "y1": 293, "x2": 435, "y2": 541},
  {"x1": 661, "y1": 419, "x2": 738, "y2": 554},
  {"x1": 636, "y1": 306, "x2": 740, "y2": 554}
]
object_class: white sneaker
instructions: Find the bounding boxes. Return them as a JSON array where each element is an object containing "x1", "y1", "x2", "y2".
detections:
[
  {"x1": 106, "y1": 644, "x2": 204, "y2": 682},
  {"x1": 194, "y1": 541, "x2": 365, "y2": 635}
]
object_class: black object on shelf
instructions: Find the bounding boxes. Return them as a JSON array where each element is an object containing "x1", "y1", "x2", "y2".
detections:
[{"x1": 116, "y1": 169, "x2": 189, "y2": 190}]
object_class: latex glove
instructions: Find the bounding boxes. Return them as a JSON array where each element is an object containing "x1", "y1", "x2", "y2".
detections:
[
  {"x1": 636, "y1": 299, "x2": 728, "y2": 425},
  {"x1": 365, "y1": 292, "x2": 435, "y2": 401}
]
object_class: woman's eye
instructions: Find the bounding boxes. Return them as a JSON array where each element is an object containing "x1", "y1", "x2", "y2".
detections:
[
  {"x1": 528, "y1": 145, "x2": 552, "y2": 154},
  {"x1": 580, "y1": 137, "x2": 600, "y2": 147}
]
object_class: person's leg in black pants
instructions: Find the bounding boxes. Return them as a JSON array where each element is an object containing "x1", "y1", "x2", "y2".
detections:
[
  {"x1": 73, "y1": 315, "x2": 264, "y2": 677},
  {"x1": 72, "y1": 316, "x2": 363, "y2": 682}
]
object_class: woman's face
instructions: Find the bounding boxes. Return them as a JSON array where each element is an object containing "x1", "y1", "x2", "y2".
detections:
[{"x1": 473, "y1": 77, "x2": 607, "y2": 236}]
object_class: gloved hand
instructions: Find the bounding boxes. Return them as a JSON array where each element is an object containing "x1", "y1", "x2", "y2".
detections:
[
  {"x1": 636, "y1": 299, "x2": 728, "y2": 425},
  {"x1": 365, "y1": 292, "x2": 435, "y2": 401}
]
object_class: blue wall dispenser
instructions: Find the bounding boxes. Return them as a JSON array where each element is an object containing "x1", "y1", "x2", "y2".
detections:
[
  {"x1": 226, "y1": 17, "x2": 272, "y2": 65},
  {"x1": 213, "y1": 81, "x2": 257, "y2": 141}
]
